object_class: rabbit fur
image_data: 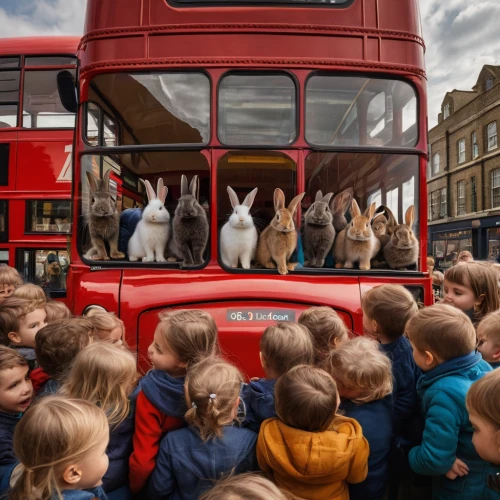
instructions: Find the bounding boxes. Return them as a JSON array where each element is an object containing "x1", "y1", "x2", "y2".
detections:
[
  {"x1": 331, "y1": 188, "x2": 353, "y2": 232},
  {"x1": 303, "y1": 190, "x2": 335, "y2": 268},
  {"x1": 128, "y1": 178, "x2": 170, "y2": 263},
  {"x1": 256, "y1": 188, "x2": 305, "y2": 275},
  {"x1": 333, "y1": 200, "x2": 380, "y2": 271},
  {"x1": 169, "y1": 175, "x2": 209, "y2": 267},
  {"x1": 220, "y1": 186, "x2": 258, "y2": 269},
  {"x1": 85, "y1": 169, "x2": 124, "y2": 261},
  {"x1": 383, "y1": 205, "x2": 419, "y2": 270}
]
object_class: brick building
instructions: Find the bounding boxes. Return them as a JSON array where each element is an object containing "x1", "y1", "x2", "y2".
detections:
[{"x1": 427, "y1": 65, "x2": 500, "y2": 267}]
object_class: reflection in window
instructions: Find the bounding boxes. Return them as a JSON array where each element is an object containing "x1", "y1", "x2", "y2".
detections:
[
  {"x1": 17, "y1": 249, "x2": 69, "y2": 292},
  {"x1": 0, "y1": 58, "x2": 19, "y2": 69},
  {"x1": 306, "y1": 76, "x2": 417, "y2": 147},
  {"x1": 218, "y1": 74, "x2": 296, "y2": 146},
  {"x1": 27, "y1": 200, "x2": 71, "y2": 233},
  {"x1": 402, "y1": 177, "x2": 415, "y2": 217},
  {"x1": 488, "y1": 228, "x2": 500, "y2": 261},
  {"x1": 386, "y1": 188, "x2": 399, "y2": 216},
  {"x1": 0, "y1": 105, "x2": 18, "y2": 128}
]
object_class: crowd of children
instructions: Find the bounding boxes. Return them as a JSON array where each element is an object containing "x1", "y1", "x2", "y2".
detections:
[{"x1": 0, "y1": 258, "x2": 500, "y2": 499}]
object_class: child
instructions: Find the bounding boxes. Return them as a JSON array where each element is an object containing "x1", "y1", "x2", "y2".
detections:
[
  {"x1": 34, "y1": 318, "x2": 93, "y2": 396},
  {"x1": 477, "y1": 310, "x2": 500, "y2": 369},
  {"x1": 9, "y1": 396, "x2": 109, "y2": 500},
  {"x1": 87, "y1": 311, "x2": 125, "y2": 345},
  {"x1": 443, "y1": 262, "x2": 499, "y2": 325},
  {"x1": 322, "y1": 336, "x2": 393, "y2": 500},
  {"x1": 11, "y1": 283, "x2": 46, "y2": 301},
  {"x1": 457, "y1": 250, "x2": 474, "y2": 263},
  {"x1": 0, "y1": 297, "x2": 46, "y2": 370},
  {"x1": 257, "y1": 364, "x2": 369, "y2": 500},
  {"x1": 129, "y1": 308, "x2": 220, "y2": 493},
  {"x1": 0, "y1": 346, "x2": 32, "y2": 487},
  {"x1": 148, "y1": 357, "x2": 258, "y2": 499},
  {"x1": 0, "y1": 266, "x2": 23, "y2": 305},
  {"x1": 466, "y1": 369, "x2": 500, "y2": 493},
  {"x1": 406, "y1": 304, "x2": 498, "y2": 498},
  {"x1": 44, "y1": 300, "x2": 72, "y2": 323},
  {"x1": 60, "y1": 342, "x2": 137, "y2": 499},
  {"x1": 241, "y1": 322, "x2": 314, "y2": 432},
  {"x1": 200, "y1": 473, "x2": 287, "y2": 500},
  {"x1": 298, "y1": 306, "x2": 349, "y2": 363}
]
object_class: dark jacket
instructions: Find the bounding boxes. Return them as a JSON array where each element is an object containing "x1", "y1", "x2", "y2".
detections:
[
  {"x1": 147, "y1": 425, "x2": 258, "y2": 500},
  {"x1": 340, "y1": 395, "x2": 393, "y2": 500},
  {"x1": 58, "y1": 486, "x2": 108, "y2": 499},
  {"x1": 0, "y1": 411, "x2": 21, "y2": 467},
  {"x1": 241, "y1": 378, "x2": 277, "y2": 432},
  {"x1": 119, "y1": 209, "x2": 142, "y2": 256},
  {"x1": 11, "y1": 346, "x2": 37, "y2": 371},
  {"x1": 490, "y1": 361, "x2": 500, "y2": 369}
]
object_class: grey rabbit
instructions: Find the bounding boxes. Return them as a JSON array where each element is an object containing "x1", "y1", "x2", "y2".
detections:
[
  {"x1": 169, "y1": 175, "x2": 208, "y2": 267},
  {"x1": 330, "y1": 188, "x2": 353, "y2": 233},
  {"x1": 303, "y1": 190, "x2": 335, "y2": 268},
  {"x1": 85, "y1": 169, "x2": 124, "y2": 261}
]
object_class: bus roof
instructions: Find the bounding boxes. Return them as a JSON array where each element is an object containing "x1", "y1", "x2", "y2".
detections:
[{"x1": 0, "y1": 36, "x2": 80, "y2": 56}]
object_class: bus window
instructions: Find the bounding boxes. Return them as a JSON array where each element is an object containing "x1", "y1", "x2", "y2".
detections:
[
  {"x1": 218, "y1": 73, "x2": 297, "y2": 146},
  {"x1": 0, "y1": 250, "x2": 8, "y2": 265},
  {"x1": 25, "y1": 56, "x2": 76, "y2": 67},
  {"x1": 0, "y1": 201, "x2": 7, "y2": 242},
  {"x1": 86, "y1": 103, "x2": 99, "y2": 146},
  {"x1": 86, "y1": 72, "x2": 210, "y2": 146},
  {"x1": 305, "y1": 76, "x2": 418, "y2": 148},
  {"x1": 0, "y1": 105, "x2": 18, "y2": 128},
  {"x1": 0, "y1": 69, "x2": 20, "y2": 128},
  {"x1": 0, "y1": 144, "x2": 9, "y2": 185},
  {"x1": 26, "y1": 200, "x2": 72, "y2": 233},
  {"x1": 0, "y1": 58, "x2": 19, "y2": 69}
]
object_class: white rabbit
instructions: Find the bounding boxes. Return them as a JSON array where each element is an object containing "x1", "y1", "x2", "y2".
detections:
[
  {"x1": 128, "y1": 178, "x2": 170, "y2": 263},
  {"x1": 220, "y1": 186, "x2": 258, "y2": 269}
]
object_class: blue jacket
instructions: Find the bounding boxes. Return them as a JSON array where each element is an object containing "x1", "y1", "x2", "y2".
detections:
[
  {"x1": 241, "y1": 378, "x2": 276, "y2": 432},
  {"x1": 409, "y1": 352, "x2": 500, "y2": 499},
  {"x1": 147, "y1": 425, "x2": 258, "y2": 500},
  {"x1": 0, "y1": 411, "x2": 20, "y2": 468},
  {"x1": 340, "y1": 395, "x2": 393, "y2": 500},
  {"x1": 38, "y1": 378, "x2": 61, "y2": 398},
  {"x1": 56, "y1": 487, "x2": 108, "y2": 499},
  {"x1": 119, "y1": 209, "x2": 142, "y2": 257},
  {"x1": 141, "y1": 369, "x2": 187, "y2": 419}
]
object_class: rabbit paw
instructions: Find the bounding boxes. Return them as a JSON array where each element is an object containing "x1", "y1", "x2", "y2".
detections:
[
  {"x1": 91, "y1": 254, "x2": 109, "y2": 261},
  {"x1": 156, "y1": 257, "x2": 167, "y2": 263},
  {"x1": 263, "y1": 262, "x2": 277, "y2": 269},
  {"x1": 278, "y1": 266, "x2": 288, "y2": 275},
  {"x1": 287, "y1": 262, "x2": 298, "y2": 271},
  {"x1": 110, "y1": 251, "x2": 125, "y2": 260},
  {"x1": 335, "y1": 263, "x2": 343, "y2": 269},
  {"x1": 142, "y1": 256, "x2": 155, "y2": 263},
  {"x1": 343, "y1": 262, "x2": 354, "y2": 269},
  {"x1": 167, "y1": 257, "x2": 178, "y2": 262},
  {"x1": 129, "y1": 256, "x2": 139, "y2": 262},
  {"x1": 359, "y1": 264, "x2": 371, "y2": 271}
]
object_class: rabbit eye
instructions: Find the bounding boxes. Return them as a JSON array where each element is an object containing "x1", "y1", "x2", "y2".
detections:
[
  {"x1": 276, "y1": 214, "x2": 280, "y2": 222},
  {"x1": 325, "y1": 206, "x2": 330, "y2": 212},
  {"x1": 366, "y1": 223, "x2": 368, "y2": 229},
  {"x1": 159, "y1": 206, "x2": 163, "y2": 210}
]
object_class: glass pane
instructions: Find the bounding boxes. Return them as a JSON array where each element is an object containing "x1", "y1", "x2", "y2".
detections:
[
  {"x1": 86, "y1": 103, "x2": 99, "y2": 146},
  {"x1": 433, "y1": 240, "x2": 446, "y2": 268},
  {"x1": 0, "y1": 71, "x2": 20, "y2": 102},
  {"x1": 23, "y1": 70, "x2": 76, "y2": 128},
  {"x1": 27, "y1": 200, "x2": 72, "y2": 233},
  {"x1": 103, "y1": 114, "x2": 117, "y2": 147},
  {"x1": 0, "y1": 144, "x2": 9, "y2": 186},
  {"x1": 0, "y1": 106, "x2": 17, "y2": 128},
  {"x1": 218, "y1": 74, "x2": 297, "y2": 146},
  {"x1": 0, "y1": 58, "x2": 19, "y2": 69},
  {"x1": 488, "y1": 228, "x2": 500, "y2": 261},
  {"x1": 306, "y1": 76, "x2": 417, "y2": 147},
  {"x1": 25, "y1": 56, "x2": 76, "y2": 66},
  {"x1": 17, "y1": 249, "x2": 69, "y2": 292},
  {"x1": 0, "y1": 250, "x2": 9, "y2": 265},
  {"x1": 88, "y1": 73, "x2": 210, "y2": 145}
]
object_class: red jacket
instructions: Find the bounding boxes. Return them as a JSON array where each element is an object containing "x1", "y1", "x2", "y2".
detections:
[{"x1": 29, "y1": 368, "x2": 51, "y2": 393}]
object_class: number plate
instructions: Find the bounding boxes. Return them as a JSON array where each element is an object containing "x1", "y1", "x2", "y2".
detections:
[{"x1": 226, "y1": 308, "x2": 296, "y2": 322}]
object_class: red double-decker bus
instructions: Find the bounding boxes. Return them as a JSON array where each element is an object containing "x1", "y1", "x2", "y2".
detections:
[
  {"x1": 67, "y1": 0, "x2": 429, "y2": 374},
  {"x1": 0, "y1": 37, "x2": 79, "y2": 299}
]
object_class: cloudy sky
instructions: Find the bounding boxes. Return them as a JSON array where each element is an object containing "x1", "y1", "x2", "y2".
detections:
[{"x1": 1, "y1": 0, "x2": 499, "y2": 129}]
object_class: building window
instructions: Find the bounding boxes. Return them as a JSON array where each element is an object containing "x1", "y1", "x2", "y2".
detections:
[
  {"x1": 457, "y1": 180, "x2": 466, "y2": 215},
  {"x1": 440, "y1": 187, "x2": 447, "y2": 217},
  {"x1": 443, "y1": 103, "x2": 450, "y2": 119},
  {"x1": 432, "y1": 153, "x2": 440, "y2": 175},
  {"x1": 471, "y1": 176, "x2": 477, "y2": 213},
  {"x1": 486, "y1": 76, "x2": 495, "y2": 92},
  {"x1": 458, "y1": 139, "x2": 465, "y2": 164},
  {"x1": 429, "y1": 189, "x2": 447, "y2": 221},
  {"x1": 488, "y1": 122, "x2": 498, "y2": 151},
  {"x1": 492, "y1": 169, "x2": 500, "y2": 208},
  {"x1": 472, "y1": 131, "x2": 479, "y2": 159}
]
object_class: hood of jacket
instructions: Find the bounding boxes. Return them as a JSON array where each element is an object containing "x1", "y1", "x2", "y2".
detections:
[
  {"x1": 59, "y1": 486, "x2": 108, "y2": 499},
  {"x1": 242, "y1": 378, "x2": 276, "y2": 423},
  {"x1": 141, "y1": 369, "x2": 186, "y2": 419}
]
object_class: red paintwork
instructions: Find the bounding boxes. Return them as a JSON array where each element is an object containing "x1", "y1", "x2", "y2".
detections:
[{"x1": 70, "y1": 0, "x2": 429, "y2": 376}]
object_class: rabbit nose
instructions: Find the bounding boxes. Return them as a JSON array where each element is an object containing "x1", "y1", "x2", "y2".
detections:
[{"x1": 239, "y1": 217, "x2": 245, "y2": 222}]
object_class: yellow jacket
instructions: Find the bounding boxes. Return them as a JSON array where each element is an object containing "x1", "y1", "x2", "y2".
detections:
[{"x1": 257, "y1": 416, "x2": 369, "y2": 500}]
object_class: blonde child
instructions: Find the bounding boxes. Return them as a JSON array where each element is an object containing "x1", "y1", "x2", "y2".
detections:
[
  {"x1": 129, "y1": 308, "x2": 220, "y2": 493},
  {"x1": 322, "y1": 337, "x2": 393, "y2": 500},
  {"x1": 60, "y1": 342, "x2": 137, "y2": 498},
  {"x1": 0, "y1": 266, "x2": 22, "y2": 304},
  {"x1": 9, "y1": 396, "x2": 109, "y2": 500},
  {"x1": 443, "y1": 262, "x2": 499, "y2": 325},
  {"x1": 11, "y1": 283, "x2": 46, "y2": 302},
  {"x1": 405, "y1": 304, "x2": 496, "y2": 499},
  {"x1": 86, "y1": 310, "x2": 125, "y2": 346},
  {"x1": 44, "y1": 300, "x2": 72, "y2": 323},
  {"x1": 477, "y1": 310, "x2": 500, "y2": 369},
  {"x1": 148, "y1": 357, "x2": 258, "y2": 499},
  {"x1": 257, "y1": 364, "x2": 369, "y2": 500},
  {"x1": 241, "y1": 322, "x2": 314, "y2": 431},
  {"x1": 200, "y1": 473, "x2": 287, "y2": 500},
  {"x1": 298, "y1": 306, "x2": 349, "y2": 363}
]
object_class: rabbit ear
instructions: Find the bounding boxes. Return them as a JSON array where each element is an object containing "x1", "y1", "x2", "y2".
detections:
[
  {"x1": 405, "y1": 205, "x2": 415, "y2": 227},
  {"x1": 331, "y1": 189, "x2": 353, "y2": 214},
  {"x1": 315, "y1": 190, "x2": 323, "y2": 202},
  {"x1": 363, "y1": 202, "x2": 377, "y2": 222},
  {"x1": 156, "y1": 178, "x2": 164, "y2": 198},
  {"x1": 242, "y1": 187, "x2": 258, "y2": 209},
  {"x1": 142, "y1": 180, "x2": 156, "y2": 203},
  {"x1": 101, "y1": 168, "x2": 112, "y2": 193},
  {"x1": 227, "y1": 186, "x2": 240, "y2": 209},
  {"x1": 384, "y1": 206, "x2": 398, "y2": 233},
  {"x1": 189, "y1": 175, "x2": 199, "y2": 198},
  {"x1": 158, "y1": 178, "x2": 168, "y2": 204},
  {"x1": 86, "y1": 171, "x2": 98, "y2": 195},
  {"x1": 350, "y1": 199, "x2": 361, "y2": 218},
  {"x1": 181, "y1": 175, "x2": 189, "y2": 196},
  {"x1": 288, "y1": 192, "x2": 306, "y2": 217},
  {"x1": 274, "y1": 189, "x2": 285, "y2": 212},
  {"x1": 322, "y1": 192, "x2": 334, "y2": 204}
]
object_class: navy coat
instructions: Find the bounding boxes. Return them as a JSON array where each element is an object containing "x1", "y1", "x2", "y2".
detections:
[{"x1": 241, "y1": 378, "x2": 277, "y2": 432}]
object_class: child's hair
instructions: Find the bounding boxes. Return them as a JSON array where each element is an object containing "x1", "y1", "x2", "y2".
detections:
[
  {"x1": 86, "y1": 311, "x2": 125, "y2": 344},
  {"x1": 185, "y1": 357, "x2": 243, "y2": 441},
  {"x1": 44, "y1": 300, "x2": 72, "y2": 323},
  {"x1": 60, "y1": 343, "x2": 136, "y2": 429},
  {"x1": 361, "y1": 284, "x2": 418, "y2": 340},
  {"x1": 444, "y1": 262, "x2": 499, "y2": 320},
  {"x1": 406, "y1": 304, "x2": 476, "y2": 361},
  {"x1": 200, "y1": 473, "x2": 287, "y2": 500},
  {"x1": 0, "y1": 345, "x2": 28, "y2": 372},
  {"x1": 34, "y1": 319, "x2": 92, "y2": 379},
  {"x1": 10, "y1": 396, "x2": 109, "y2": 500},
  {"x1": 427, "y1": 255, "x2": 435, "y2": 266},
  {"x1": 260, "y1": 322, "x2": 315, "y2": 376},
  {"x1": 275, "y1": 365, "x2": 338, "y2": 432},
  {"x1": 156, "y1": 309, "x2": 219, "y2": 367},
  {"x1": 322, "y1": 337, "x2": 393, "y2": 404},
  {"x1": 298, "y1": 307, "x2": 349, "y2": 362},
  {"x1": 0, "y1": 265, "x2": 23, "y2": 287},
  {"x1": 477, "y1": 310, "x2": 500, "y2": 349},
  {"x1": 457, "y1": 250, "x2": 474, "y2": 262},
  {"x1": 466, "y1": 369, "x2": 500, "y2": 428},
  {"x1": 11, "y1": 284, "x2": 46, "y2": 302},
  {"x1": 0, "y1": 297, "x2": 46, "y2": 345}
]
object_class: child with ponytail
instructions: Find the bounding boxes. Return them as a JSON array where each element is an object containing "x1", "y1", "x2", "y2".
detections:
[{"x1": 147, "y1": 357, "x2": 258, "y2": 500}]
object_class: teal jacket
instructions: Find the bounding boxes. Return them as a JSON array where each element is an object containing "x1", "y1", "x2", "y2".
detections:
[{"x1": 409, "y1": 352, "x2": 500, "y2": 499}]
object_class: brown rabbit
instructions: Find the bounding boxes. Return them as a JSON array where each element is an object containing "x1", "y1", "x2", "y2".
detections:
[
  {"x1": 372, "y1": 205, "x2": 398, "y2": 247},
  {"x1": 333, "y1": 200, "x2": 380, "y2": 271},
  {"x1": 383, "y1": 205, "x2": 419, "y2": 270},
  {"x1": 256, "y1": 189, "x2": 305, "y2": 275},
  {"x1": 85, "y1": 169, "x2": 124, "y2": 261},
  {"x1": 331, "y1": 188, "x2": 353, "y2": 233}
]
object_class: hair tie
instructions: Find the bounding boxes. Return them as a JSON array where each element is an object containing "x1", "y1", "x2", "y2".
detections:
[
  {"x1": 191, "y1": 402, "x2": 197, "y2": 409},
  {"x1": 209, "y1": 393, "x2": 216, "y2": 401}
]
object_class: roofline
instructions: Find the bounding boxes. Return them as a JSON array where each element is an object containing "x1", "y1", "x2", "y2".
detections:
[{"x1": 0, "y1": 36, "x2": 80, "y2": 56}]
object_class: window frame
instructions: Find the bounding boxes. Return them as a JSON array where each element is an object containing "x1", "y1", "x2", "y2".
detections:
[
  {"x1": 457, "y1": 180, "x2": 466, "y2": 216},
  {"x1": 24, "y1": 199, "x2": 72, "y2": 235},
  {"x1": 492, "y1": 168, "x2": 500, "y2": 208},
  {"x1": 457, "y1": 138, "x2": 466, "y2": 164},
  {"x1": 488, "y1": 122, "x2": 498, "y2": 152}
]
